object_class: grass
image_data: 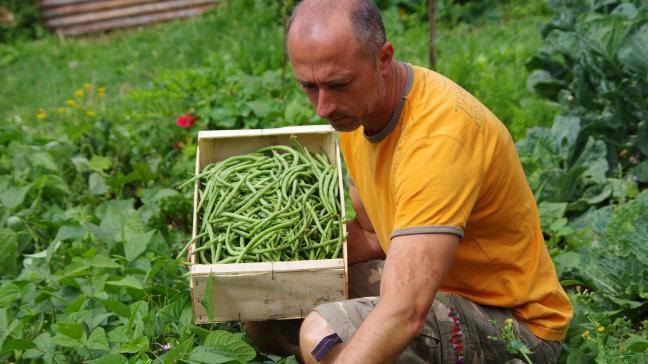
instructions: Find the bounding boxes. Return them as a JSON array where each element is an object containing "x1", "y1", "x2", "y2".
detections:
[{"x1": 0, "y1": 0, "x2": 558, "y2": 140}]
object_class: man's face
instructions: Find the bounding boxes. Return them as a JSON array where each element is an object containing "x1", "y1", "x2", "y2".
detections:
[{"x1": 287, "y1": 22, "x2": 385, "y2": 132}]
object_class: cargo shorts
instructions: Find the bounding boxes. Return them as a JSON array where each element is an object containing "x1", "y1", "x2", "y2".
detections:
[{"x1": 312, "y1": 260, "x2": 562, "y2": 363}]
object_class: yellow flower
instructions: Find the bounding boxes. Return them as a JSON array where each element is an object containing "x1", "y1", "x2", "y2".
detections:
[
  {"x1": 75, "y1": 89, "x2": 84, "y2": 98},
  {"x1": 581, "y1": 330, "x2": 590, "y2": 337},
  {"x1": 36, "y1": 109, "x2": 47, "y2": 120},
  {"x1": 65, "y1": 99, "x2": 77, "y2": 107},
  {"x1": 57, "y1": 107, "x2": 66, "y2": 114},
  {"x1": 505, "y1": 318, "x2": 513, "y2": 325},
  {"x1": 597, "y1": 326, "x2": 605, "y2": 333},
  {"x1": 86, "y1": 110, "x2": 97, "y2": 117},
  {"x1": 98, "y1": 87, "x2": 106, "y2": 97},
  {"x1": 84, "y1": 83, "x2": 92, "y2": 91}
]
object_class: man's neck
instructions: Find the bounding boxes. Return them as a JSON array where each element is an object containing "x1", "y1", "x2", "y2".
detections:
[{"x1": 364, "y1": 61, "x2": 406, "y2": 136}]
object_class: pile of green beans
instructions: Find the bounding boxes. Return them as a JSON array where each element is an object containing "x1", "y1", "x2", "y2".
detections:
[{"x1": 183, "y1": 139, "x2": 343, "y2": 264}]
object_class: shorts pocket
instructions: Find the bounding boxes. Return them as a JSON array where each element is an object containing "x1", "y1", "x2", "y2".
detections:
[{"x1": 397, "y1": 324, "x2": 442, "y2": 364}]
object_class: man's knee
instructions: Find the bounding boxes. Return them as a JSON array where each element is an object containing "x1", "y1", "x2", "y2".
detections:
[{"x1": 299, "y1": 311, "x2": 340, "y2": 364}]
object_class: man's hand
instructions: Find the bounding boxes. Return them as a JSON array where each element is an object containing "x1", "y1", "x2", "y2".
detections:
[{"x1": 334, "y1": 233, "x2": 459, "y2": 363}]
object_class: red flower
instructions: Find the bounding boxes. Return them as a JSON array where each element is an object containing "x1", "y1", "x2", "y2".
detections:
[{"x1": 176, "y1": 112, "x2": 197, "y2": 128}]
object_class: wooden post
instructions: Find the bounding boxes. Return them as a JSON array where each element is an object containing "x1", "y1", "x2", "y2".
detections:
[{"x1": 428, "y1": 0, "x2": 436, "y2": 71}]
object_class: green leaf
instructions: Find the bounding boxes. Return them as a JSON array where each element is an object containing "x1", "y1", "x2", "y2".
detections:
[
  {"x1": 200, "y1": 273, "x2": 215, "y2": 322},
  {"x1": 107, "y1": 326, "x2": 130, "y2": 344},
  {"x1": 190, "y1": 330, "x2": 256, "y2": 364},
  {"x1": 189, "y1": 346, "x2": 240, "y2": 364},
  {"x1": 1, "y1": 338, "x2": 36, "y2": 354},
  {"x1": 87, "y1": 353, "x2": 128, "y2": 364},
  {"x1": 0, "y1": 283, "x2": 20, "y2": 307},
  {"x1": 637, "y1": 120, "x2": 648, "y2": 156},
  {"x1": 0, "y1": 184, "x2": 31, "y2": 209},
  {"x1": 89, "y1": 172, "x2": 109, "y2": 195},
  {"x1": 248, "y1": 100, "x2": 273, "y2": 118},
  {"x1": 0, "y1": 308, "x2": 20, "y2": 350},
  {"x1": 631, "y1": 160, "x2": 648, "y2": 183},
  {"x1": 155, "y1": 336, "x2": 194, "y2": 364},
  {"x1": 618, "y1": 25, "x2": 648, "y2": 75},
  {"x1": 55, "y1": 225, "x2": 86, "y2": 241},
  {"x1": 63, "y1": 295, "x2": 86, "y2": 314},
  {"x1": 57, "y1": 322, "x2": 84, "y2": 340},
  {"x1": 88, "y1": 155, "x2": 112, "y2": 172},
  {"x1": 538, "y1": 202, "x2": 567, "y2": 231},
  {"x1": 278, "y1": 356, "x2": 300, "y2": 364},
  {"x1": 106, "y1": 276, "x2": 143, "y2": 291},
  {"x1": 526, "y1": 69, "x2": 566, "y2": 99},
  {"x1": 285, "y1": 99, "x2": 310, "y2": 123},
  {"x1": 124, "y1": 226, "x2": 154, "y2": 262},
  {"x1": 86, "y1": 327, "x2": 110, "y2": 351},
  {"x1": 101, "y1": 300, "x2": 131, "y2": 318},
  {"x1": 32, "y1": 152, "x2": 59, "y2": 171},
  {"x1": 118, "y1": 335, "x2": 148, "y2": 354},
  {"x1": 91, "y1": 254, "x2": 121, "y2": 269},
  {"x1": 0, "y1": 228, "x2": 18, "y2": 275},
  {"x1": 611, "y1": 3, "x2": 637, "y2": 19},
  {"x1": 51, "y1": 333, "x2": 83, "y2": 349}
]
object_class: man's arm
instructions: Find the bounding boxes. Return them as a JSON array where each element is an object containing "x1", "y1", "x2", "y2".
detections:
[
  {"x1": 346, "y1": 183, "x2": 386, "y2": 264},
  {"x1": 334, "y1": 233, "x2": 459, "y2": 363}
]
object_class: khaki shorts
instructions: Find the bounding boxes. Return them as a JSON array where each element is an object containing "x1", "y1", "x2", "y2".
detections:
[{"x1": 313, "y1": 260, "x2": 562, "y2": 364}]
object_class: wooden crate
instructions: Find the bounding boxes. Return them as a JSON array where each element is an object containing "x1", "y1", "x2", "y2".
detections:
[
  {"x1": 38, "y1": 0, "x2": 219, "y2": 37},
  {"x1": 189, "y1": 125, "x2": 348, "y2": 323}
]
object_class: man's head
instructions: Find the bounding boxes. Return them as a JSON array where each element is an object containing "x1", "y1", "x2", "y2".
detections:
[{"x1": 286, "y1": 0, "x2": 396, "y2": 132}]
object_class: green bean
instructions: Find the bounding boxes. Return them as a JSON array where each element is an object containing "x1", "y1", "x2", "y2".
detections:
[{"x1": 184, "y1": 137, "x2": 345, "y2": 264}]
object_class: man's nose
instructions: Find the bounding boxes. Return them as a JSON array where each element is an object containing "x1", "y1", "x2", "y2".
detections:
[{"x1": 316, "y1": 89, "x2": 335, "y2": 119}]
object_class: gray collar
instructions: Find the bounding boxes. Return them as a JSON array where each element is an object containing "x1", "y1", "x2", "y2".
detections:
[{"x1": 364, "y1": 63, "x2": 413, "y2": 143}]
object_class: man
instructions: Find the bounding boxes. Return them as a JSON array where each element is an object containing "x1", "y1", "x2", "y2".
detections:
[{"x1": 284, "y1": 0, "x2": 573, "y2": 363}]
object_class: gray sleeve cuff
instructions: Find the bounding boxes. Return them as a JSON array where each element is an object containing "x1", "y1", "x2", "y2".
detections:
[{"x1": 391, "y1": 226, "x2": 464, "y2": 239}]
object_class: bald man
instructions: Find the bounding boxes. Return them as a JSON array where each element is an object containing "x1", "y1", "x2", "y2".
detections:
[{"x1": 270, "y1": 1, "x2": 573, "y2": 363}]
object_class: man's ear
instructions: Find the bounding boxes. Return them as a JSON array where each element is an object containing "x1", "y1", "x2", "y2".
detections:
[{"x1": 377, "y1": 41, "x2": 395, "y2": 74}]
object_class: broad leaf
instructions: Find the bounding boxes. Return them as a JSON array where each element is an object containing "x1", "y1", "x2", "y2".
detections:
[
  {"x1": 54, "y1": 225, "x2": 86, "y2": 241},
  {"x1": 31, "y1": 152, "x2": 58, "y2": 171},
  {"x1": 618, "y1": 25, "x2": 648, "y2": 75},
  {"x1": 118, "y1": 335, "x2": 148, "y2": 354},
  {"x1": 91, "y1": 254, "x2": 121, "y2": 269},
  {"x1": 200, "y1": 273, "x2": 215, "y2": 322},
  {"x1": 86, "y1": 327, "x2": 110, "y2": 351},
  {"x1": 199, "y1": 330, "x2": 256, "y2": 363},
  {"x1": 89, "y1": 172, "x2": 109, "y2": 195},
  {"x1": 106, "y1": 276, "x2": 143, "y2": 291},
  {"x1": 57, "y1": 322, "x2": 84, "y2": 340},
  {"x1": 0, "y1": 184, "x2": 31, "y2": 209},
  {"x1": 88, "y1": 155, "x2": 112, "y2": 172},
  {"x1": 0, "y1": 228, "x2": 18, "y2": 275},
  {"x1": 123, "y1": 226, "x2": 154, "y2": 262},
  {"x1": 0, "y1": 338, "x2": 36, "y2": 354},
  {"x1": 624, "y1": 334, "x2": 648, "y2": 353},
  {"x1": 87, "y1": 353, "x2": 128, "y2": 364}
]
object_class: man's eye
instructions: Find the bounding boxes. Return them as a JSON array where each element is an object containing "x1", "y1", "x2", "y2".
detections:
[{"x1": 330, "y1": 83, "x2": 348, "y2": 90}]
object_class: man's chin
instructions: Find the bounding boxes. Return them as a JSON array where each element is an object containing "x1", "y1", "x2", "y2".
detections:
[{"x1": 329, "y1": 118, "x2": 362, "y2": 132}]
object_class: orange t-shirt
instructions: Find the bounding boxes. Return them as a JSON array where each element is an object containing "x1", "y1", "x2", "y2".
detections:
[{"x1": 340, "y1": 64, "x2": 572, "y2": 341}]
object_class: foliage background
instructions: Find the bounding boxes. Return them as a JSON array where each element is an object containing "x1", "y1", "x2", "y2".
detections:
[{"x1": 0, "y1": 0, "x2": 646, "y2": 363}]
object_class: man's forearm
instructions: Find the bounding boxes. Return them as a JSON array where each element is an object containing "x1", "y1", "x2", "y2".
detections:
[{"x1": 333, "y1": 296, "x2": 427, "y2": 363}]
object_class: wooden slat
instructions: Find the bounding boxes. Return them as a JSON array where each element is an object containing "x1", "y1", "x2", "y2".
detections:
[
  {"x1": 40, "y1": 0, "x2": 103, "y2": 8},
  {"x1": 56, "y1": 4, "x2": 214, "y2": 36},
  {"x1": 191, "y1": 263, "x2": 346, "y2": 323},
  {"x1": 43, "y1": 0, "x2": 160, "y2": 18},
  {"x1": 46, "y1": 0, "x2": 215, "y2": 27}
]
